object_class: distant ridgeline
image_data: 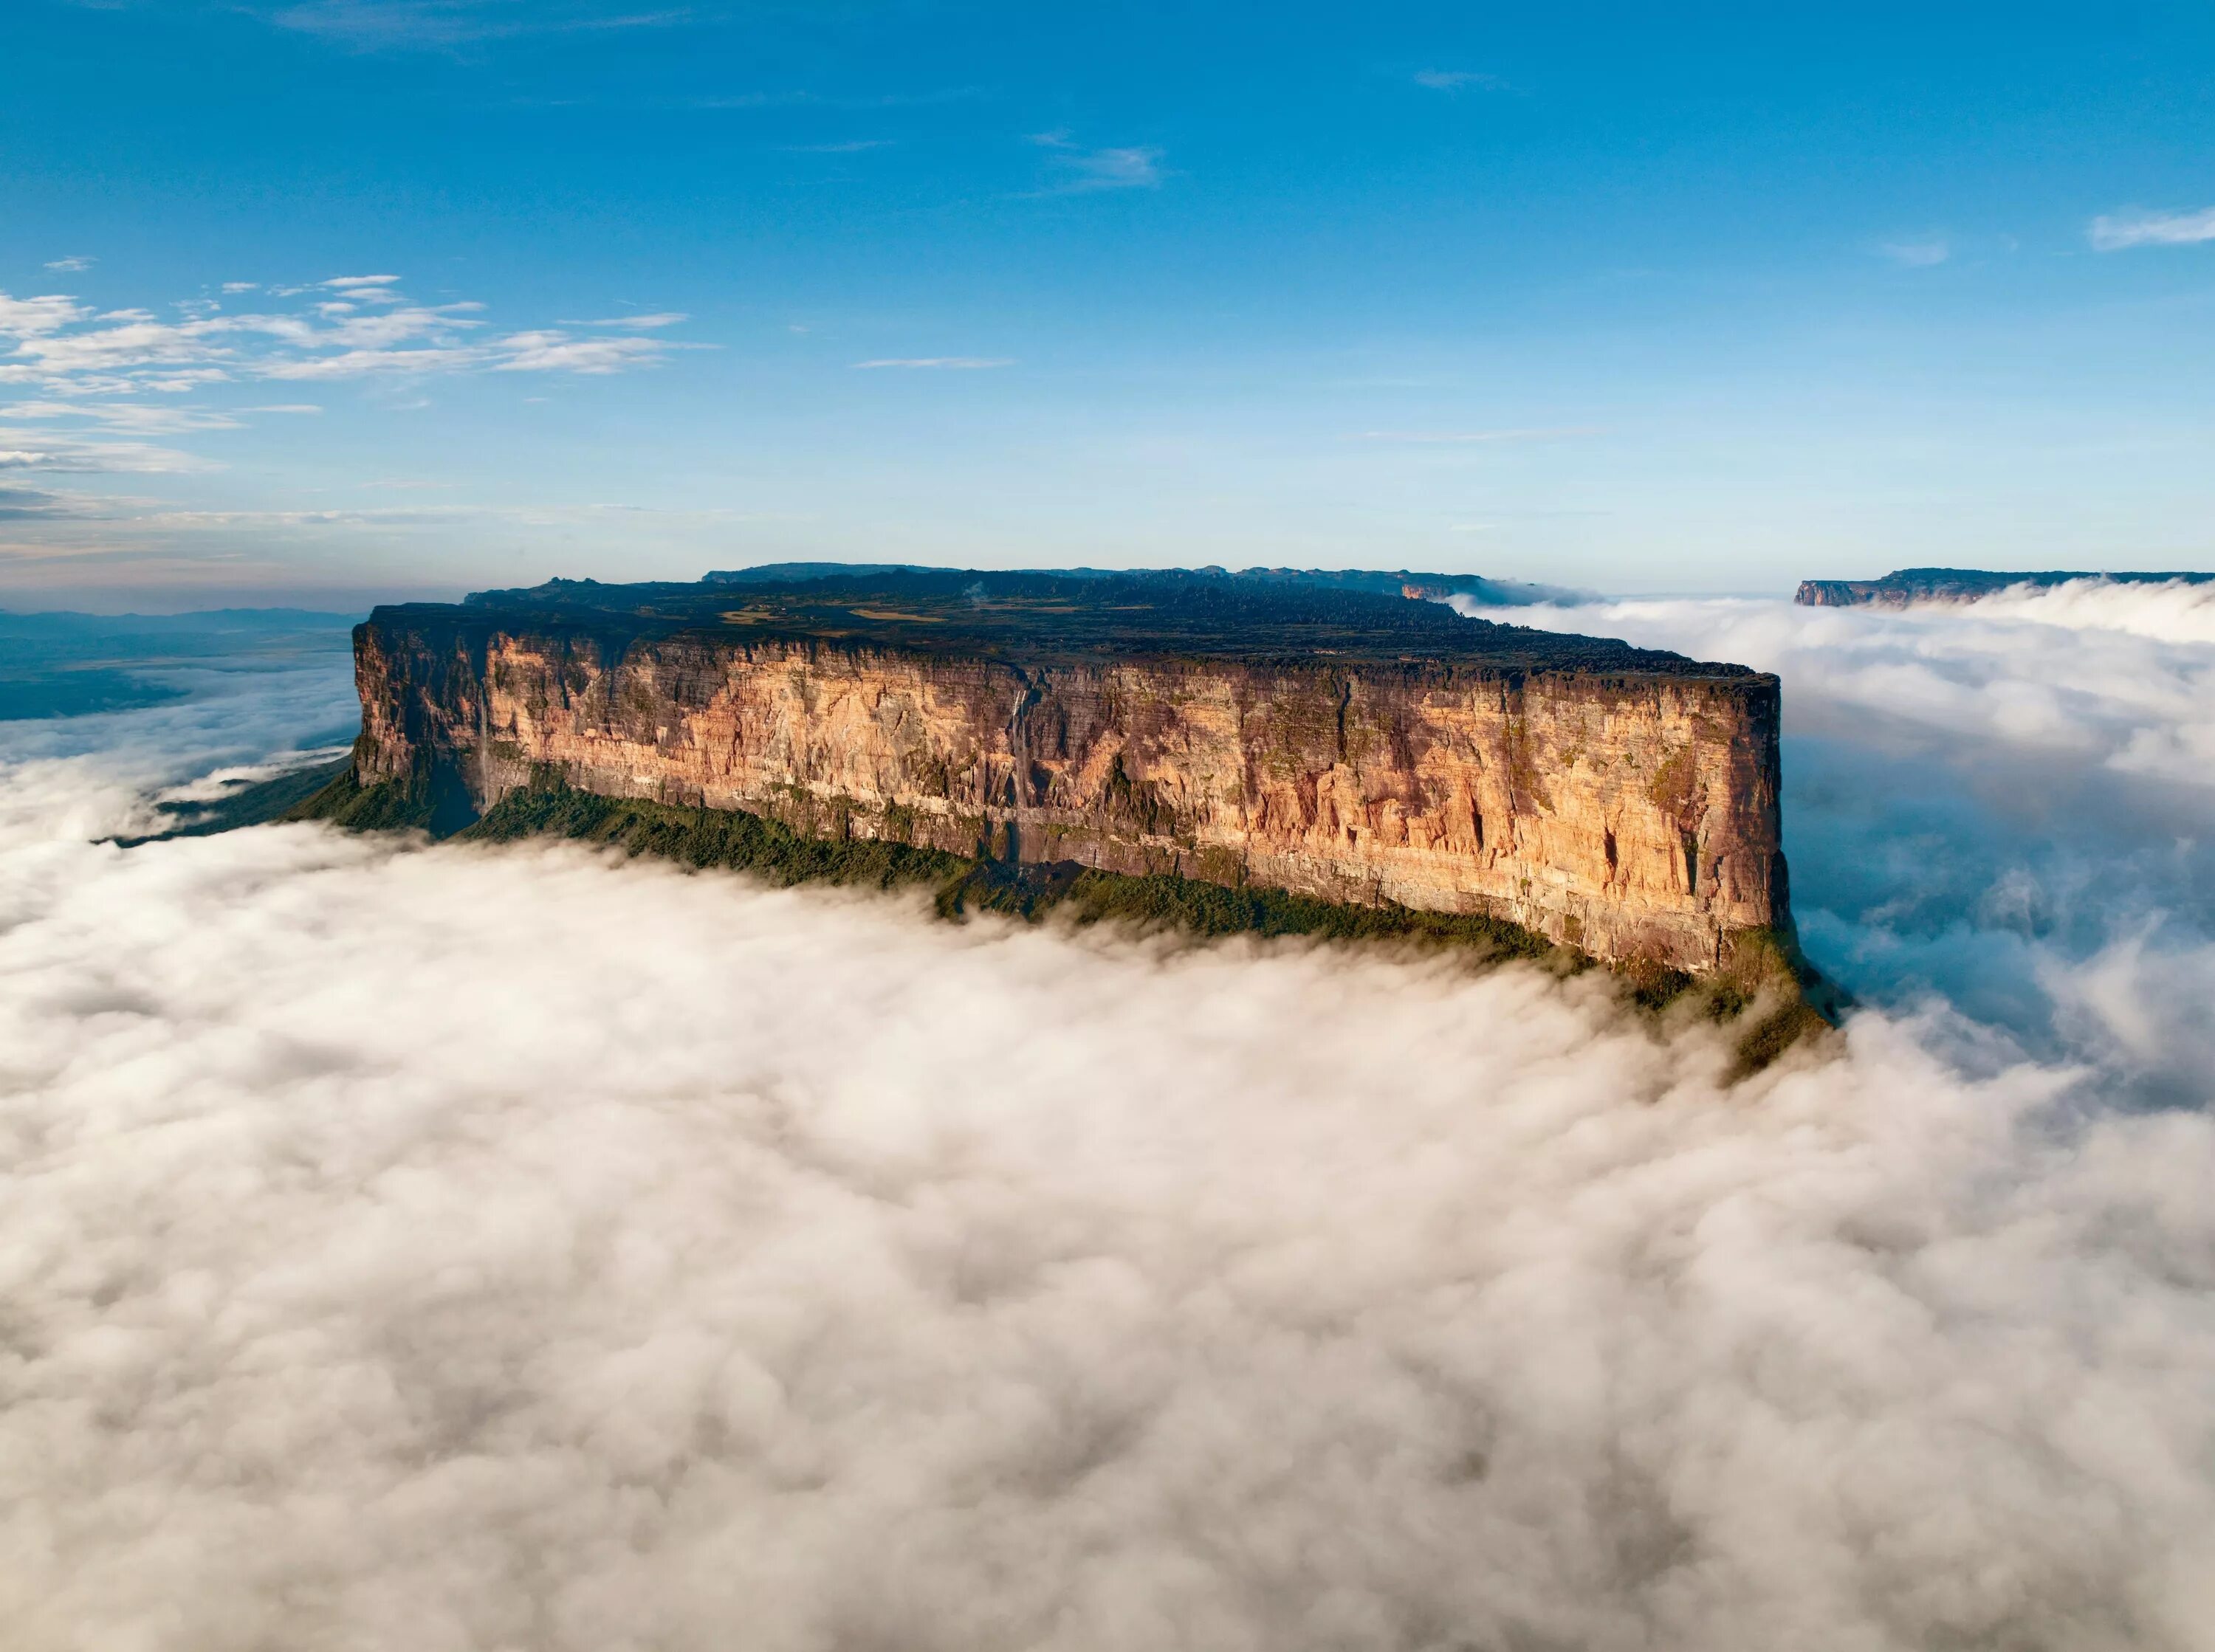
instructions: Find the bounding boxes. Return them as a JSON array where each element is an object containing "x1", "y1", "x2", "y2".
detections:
[
  {"x1": 704, "y1": 562, "x2": 1587, "y2": 608},
  {"x1": 0, "y1": 607, "x2": 355, "y2": 720},
  {"x1": 1795, "y1": 568, "x2": 2215, "y2": 608}
]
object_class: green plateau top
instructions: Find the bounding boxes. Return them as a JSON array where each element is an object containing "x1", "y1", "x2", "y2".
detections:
[{"x1": 364, "y1": 566, "x2": 1761, "y2": 680}]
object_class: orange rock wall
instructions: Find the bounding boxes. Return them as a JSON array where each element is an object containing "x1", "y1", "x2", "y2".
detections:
[{"x1": 353, "y1": 621, "x2": 1787, "y2": 971}]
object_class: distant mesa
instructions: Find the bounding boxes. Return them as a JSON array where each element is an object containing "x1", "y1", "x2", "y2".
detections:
[{"x1": 1795, "y1": 567, "x2": 2215, "y2": 608}]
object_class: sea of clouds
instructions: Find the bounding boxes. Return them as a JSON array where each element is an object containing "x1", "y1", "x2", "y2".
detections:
[
  {"x1": 3, "y1": 582, "x2": 2214, "y2": 1651},
  {"x1": 1462, "y1": 580, "x2": 2215, "y2": 1094}
]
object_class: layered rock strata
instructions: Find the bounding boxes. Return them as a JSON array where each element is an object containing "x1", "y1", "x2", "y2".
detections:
[{"x1": 347, "y1": 569, "x2": 1790, "y2": 973}]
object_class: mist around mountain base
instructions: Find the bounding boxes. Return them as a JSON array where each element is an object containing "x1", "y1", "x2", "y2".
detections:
[{"x1": 2, "y1": 582, "x2": 2212, "y2": 1651}]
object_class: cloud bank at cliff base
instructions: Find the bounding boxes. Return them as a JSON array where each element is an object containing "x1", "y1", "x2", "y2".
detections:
[
  {"x1": 3, "y1": 588, "x2": 2214, "y2": 1651},
  {"x1": 1463, "y1": 581, "x2": 2215, "y2": 1084}
]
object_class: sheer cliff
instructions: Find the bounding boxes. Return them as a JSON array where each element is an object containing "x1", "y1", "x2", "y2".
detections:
[{"x1": 339, "y1": 569, "x2": 1790, "y2": 974}]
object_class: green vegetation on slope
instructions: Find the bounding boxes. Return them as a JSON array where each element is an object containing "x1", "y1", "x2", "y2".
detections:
[
  {"x1": 114, "y1": 756, "x2": 352, "y2": 844},
  {"x1": 281, "y1": 747, "x2": 476, "y2": 834},
  {"x1": 944, "y1": 856, "x2": 1559, "y2": 961},
  {"x1": 452, "y1": 775, "x2": 969, "y2": 892}
]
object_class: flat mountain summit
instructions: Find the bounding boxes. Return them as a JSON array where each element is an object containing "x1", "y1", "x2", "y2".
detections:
[{"x1": 442, "y1": 565, "x2": 1748, "y2": 678}]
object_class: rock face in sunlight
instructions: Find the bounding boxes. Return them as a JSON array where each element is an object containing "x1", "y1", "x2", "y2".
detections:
[
  {"x1": 346, "y1": 568, "x2": 1789, "y2": 972},
  {"x1": 1795, "y1": 567, "x2": 2215, "y2": 607}
]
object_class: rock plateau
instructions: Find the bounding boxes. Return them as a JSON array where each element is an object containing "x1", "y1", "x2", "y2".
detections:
[{"x1": 337, "y1": 568, "x2": 1793, "y2": 975}]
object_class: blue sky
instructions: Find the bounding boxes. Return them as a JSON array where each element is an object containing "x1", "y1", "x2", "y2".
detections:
[{"x1": 3, "y1": 0, "x2": 2213, "y2": 606}]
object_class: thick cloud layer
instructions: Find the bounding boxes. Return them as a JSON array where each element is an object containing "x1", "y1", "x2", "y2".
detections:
[
  {"x1": 1462, "y1": 583, "x2": 2215, "y2": 1090},
  {"x1": 3, "y1": 590, "x2": 2214, "y2": 1651},
  {"x1": 0, "y1": 653, "x2": 357, "y2": 850},
  {"x1": 1463, "y1": 581, "x2": 2215, "y2": 792}
]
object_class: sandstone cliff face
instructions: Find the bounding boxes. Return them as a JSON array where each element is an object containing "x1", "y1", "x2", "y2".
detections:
[{"x1": 352, "y1": 610, "x2": 1786, "y2": 973}]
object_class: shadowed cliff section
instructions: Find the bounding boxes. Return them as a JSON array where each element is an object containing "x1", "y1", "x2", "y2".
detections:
[{"x1": 1796, "y1": 568, "x2": 2215, "y2": 607}]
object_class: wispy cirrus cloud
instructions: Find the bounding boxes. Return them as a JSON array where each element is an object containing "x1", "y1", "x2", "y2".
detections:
[
  {"x1": 262, "y1": 1, "x2": 692, "y2": 50},
  {"x1": 0, "y1": 274, "x2": 696, "y2": 472},
  {"x1": 782, "y1": 138, "x2": 897, "y2": 154},
  {"x1": 2, "y1": 399, "x2": 244, "y2": 436},
  {"x1": 0, "y1": 483, "x2": 118, "y2": 521},
  {"x1": 320, "y1": 275, "x2": 408, "y2": 306},
  {"x1": 1026, "y1": 130, "x2": 1164, "y2": 193},
  {"x1": 675, "y1": 86, "x2": 981, "y2": 113},
  {"x1": 1413, "y1": 69, "x2": 1505, "y2": 92},
  {"x1": 1876, "y1": 236, "x2": 1951, "y2": 267},
  {"x1": 43, "y1": 255, "x2": 95, "y2": 274},
  {"x1": 0, "y1": 279, "x2": 687, "y2": 391},
  {"x1": 1352, "y1": 425, "x2": 1603, "y2": 444},
  {"x1": 556, "y1": 312, "x2": 690, "y2": 330},
  {"x1": 489, "y1": 331, "x2": 671, "y2": 374},
  {"x1": 0, "y1": 435, "x2": 211, "y2": 474},
  {"x1": 851, "y1": 357, "x2": 1014, "y2": 370},
  {"x1": 2088, "y1": 204, "x2": 2215, "y2": 251}
]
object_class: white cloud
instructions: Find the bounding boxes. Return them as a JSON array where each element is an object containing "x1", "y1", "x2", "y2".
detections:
[
  {"x1": 0, "y1": 281, "x2": 685, "y2": 420},
  {"x1": 851, "y1": 357, "x2": 1014, "y2": 370},
  {"x1": 2088, "y1": 205, "x2": 2215, "y2": 250},
  {"x1": 1066, "y1": 145, "x2": 1163, "y2": 190},
  {"x1": 0, "y1": 294, "x2": 93, "y2": 337},
  {"x1": 259, "y1": 348, "x2": 462, "y2": 380},
  {"x1": 1877, "y1": 236, "x2": 1951, "y2": 266},
  {"x1": 1452, "y1": 581, "x2": 2215, "y2": 794},
  {"x1": 42, "y1": 255, "x2": 95, "y2": 273},
  {"x1": 1354, "y1": 425, "x2": 1603, "y2": 443},
  {"x1": 1026, "y1": 130, "x2": 1165, "y2": 193},
  {"x1": 1413, "y1": 69, "x2": 1505, "y2": 91},
  {"x1": 3, "y1": 650, "x2": 2215, "y2": 1649},
  {"x1": 264, "y1": 0, "x2": 691, "y2": 48},
  {"x1": 0, "y1": 399, "x2": 241, "y2": 435},
  {"x1": 222, "y1": 282, "x2": 261, "y2": 294},
  {"x1": 490, "y1": 330, "x2": 669, "y2": 374},
  {"x1": 320, "y1": 275, "x2": 408, "y2": 306},
  {"x1": 0, "y1": 483, "x2": 113, "y2": 520},
  {"x1": 557, "y1": 312, "x2": 690, "y2": 330},
  {"x1": 241, "y1": 403, "x2": 323, "y2": 414},
  {"x1": 0, "y1": 433, "x2": 211, "y2": 472}
]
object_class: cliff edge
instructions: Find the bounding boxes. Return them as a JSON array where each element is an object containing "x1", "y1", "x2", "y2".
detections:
[{"x1": 316, "y1": 567, "x2": 1795, "y2": 979}]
